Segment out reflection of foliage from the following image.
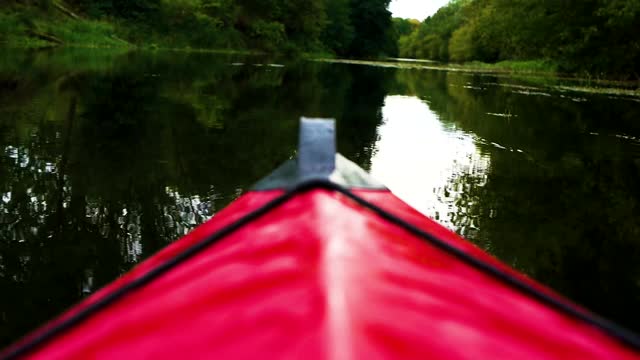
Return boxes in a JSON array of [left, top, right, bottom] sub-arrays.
[[336, 65, 395, 169], [0, 49, 391, 346], [394, 68, 640, 332]]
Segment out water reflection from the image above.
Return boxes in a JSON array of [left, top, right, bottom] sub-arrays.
[[391, 68, 640, 333], [371, 95, 490, 235], [1, 49, 640, 347], [0, 50, 393, 345]]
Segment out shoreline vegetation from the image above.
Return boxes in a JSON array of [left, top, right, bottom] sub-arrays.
[[1, 0, 396, 56], [318, 58, 640, 97], [395, 0, 640, 81], [1, 0, 639, 90], [320, 58, 559, 75]]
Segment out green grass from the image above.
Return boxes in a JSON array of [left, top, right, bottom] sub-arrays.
[[555, 85, 640, 97], [0, 12, 49, 47], [460, 60, 559, 74], [0, 6, 130, 49], [316, 57, 640, 98], [0, 4, 271, 54], [316, 58, 560, 75], [48, 19, 129, 47]]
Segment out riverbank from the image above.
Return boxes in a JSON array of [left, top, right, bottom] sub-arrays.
[[459, 60, 559, 74], [316, 58, 640, 98], [398, 0, 640, 80], [0, 6, 129, 48], [0, 0, 397, 58], [0, 3, 253, 51], [0, 8, 328, 58], [319, 58, 559, 75], [2, 3, 638, 97]]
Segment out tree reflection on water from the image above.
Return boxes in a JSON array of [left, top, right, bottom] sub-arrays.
[[0, 50, 392, 345], [1, 50, 640, 346]]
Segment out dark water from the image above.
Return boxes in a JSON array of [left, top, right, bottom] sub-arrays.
[[1, 49, 640, 346]]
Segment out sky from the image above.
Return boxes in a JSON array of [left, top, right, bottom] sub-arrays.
[[389, 0, 450, 21]]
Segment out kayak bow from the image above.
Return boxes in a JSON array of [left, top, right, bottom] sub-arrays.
[[3, 118, 640, 360]]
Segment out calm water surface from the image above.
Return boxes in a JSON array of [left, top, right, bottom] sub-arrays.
[[2, 49, 640, 345]]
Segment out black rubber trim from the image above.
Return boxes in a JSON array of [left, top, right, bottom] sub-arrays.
[[3, 180, 640, 359]]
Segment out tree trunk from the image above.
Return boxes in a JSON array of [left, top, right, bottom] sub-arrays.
[[53, 1, 81, 19]]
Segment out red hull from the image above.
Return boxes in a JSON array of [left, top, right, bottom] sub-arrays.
[[3, 187, 639, 359]]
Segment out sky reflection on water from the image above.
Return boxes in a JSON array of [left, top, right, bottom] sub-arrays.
[[371, 95, 490, 230]]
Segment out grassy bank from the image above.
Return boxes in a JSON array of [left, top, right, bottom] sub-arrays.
[[317, 58, 640, 98], [0, 3, 242, 51], [317, 58, 560, 76], [1, 0, 397, 58], [459, 60, 559, 74], [0, 7, 129, 48]]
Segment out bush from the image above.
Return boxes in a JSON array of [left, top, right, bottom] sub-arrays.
[[249, 20, 285, 51], [32, 17, 124, 47]]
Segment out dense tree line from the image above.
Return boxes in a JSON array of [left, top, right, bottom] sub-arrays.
[[399, 0, 640, 77], [5, 0, 397, 57]]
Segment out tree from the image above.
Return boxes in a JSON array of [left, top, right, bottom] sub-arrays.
[[322, 0, 355, 55], [392, 17, 418, 38], [448, 22, 475, 62], [348, 0, 395, 57], [396, 0, 640, 77]]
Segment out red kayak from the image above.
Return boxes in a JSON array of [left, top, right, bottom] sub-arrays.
[[2, 119, 640, 359]]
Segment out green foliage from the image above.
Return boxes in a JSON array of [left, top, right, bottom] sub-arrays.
[[398, 0, 640, 78], [491, 60, 558, 73], [67, 0, 161, 19], [283, 0, 326, 48], [321, 0, 354, 55], [398, 0, 468, 61], [448, 22, 474, 62], [392, 18, 418, 38], [0, 6, 126, 48], [248, 20, 285, 50], [0, 12, 28, 46], [1, 0, 397, 57], [51, 19, 123, 46], [348, 0, 397, 58]]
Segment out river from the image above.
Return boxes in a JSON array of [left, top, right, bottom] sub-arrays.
[[1, 48, 640, 346]]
